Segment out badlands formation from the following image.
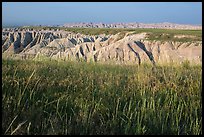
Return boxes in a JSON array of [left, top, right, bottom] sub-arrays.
[[62, 22, 202, 30], [2, 28, 202, 65]]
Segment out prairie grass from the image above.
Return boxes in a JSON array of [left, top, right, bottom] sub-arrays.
[[2, 58, 202, 135]]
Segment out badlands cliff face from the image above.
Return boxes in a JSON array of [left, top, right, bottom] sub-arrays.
[[2, 28, 202, 65]]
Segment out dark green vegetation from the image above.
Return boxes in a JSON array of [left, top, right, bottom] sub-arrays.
[[22, 26, 202, 42], [2, 59, 202, 135]]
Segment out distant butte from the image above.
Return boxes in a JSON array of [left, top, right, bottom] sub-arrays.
[[61, 22, 202, 30]]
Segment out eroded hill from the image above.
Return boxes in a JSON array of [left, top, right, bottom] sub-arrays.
[[2, 28, 202, 65]]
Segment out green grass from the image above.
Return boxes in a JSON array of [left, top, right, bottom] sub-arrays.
[[2, 58, 202, 135], [141, 29, 202, 42], [21, 26, 202, 42]]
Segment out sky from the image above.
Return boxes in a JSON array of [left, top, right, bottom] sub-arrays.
[[2, 2, 202, 26]]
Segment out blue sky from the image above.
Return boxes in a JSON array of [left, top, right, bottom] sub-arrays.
[[2, 2, 202, 26]]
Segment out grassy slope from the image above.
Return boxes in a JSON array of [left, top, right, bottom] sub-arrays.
[[2, 59, 202, 135], [21, 26, 202, 42]]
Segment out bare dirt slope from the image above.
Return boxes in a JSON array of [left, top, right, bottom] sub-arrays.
[[2, 28, 202, 65]]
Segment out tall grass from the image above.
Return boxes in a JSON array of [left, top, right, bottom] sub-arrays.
[[2, 59, 202, 135]]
